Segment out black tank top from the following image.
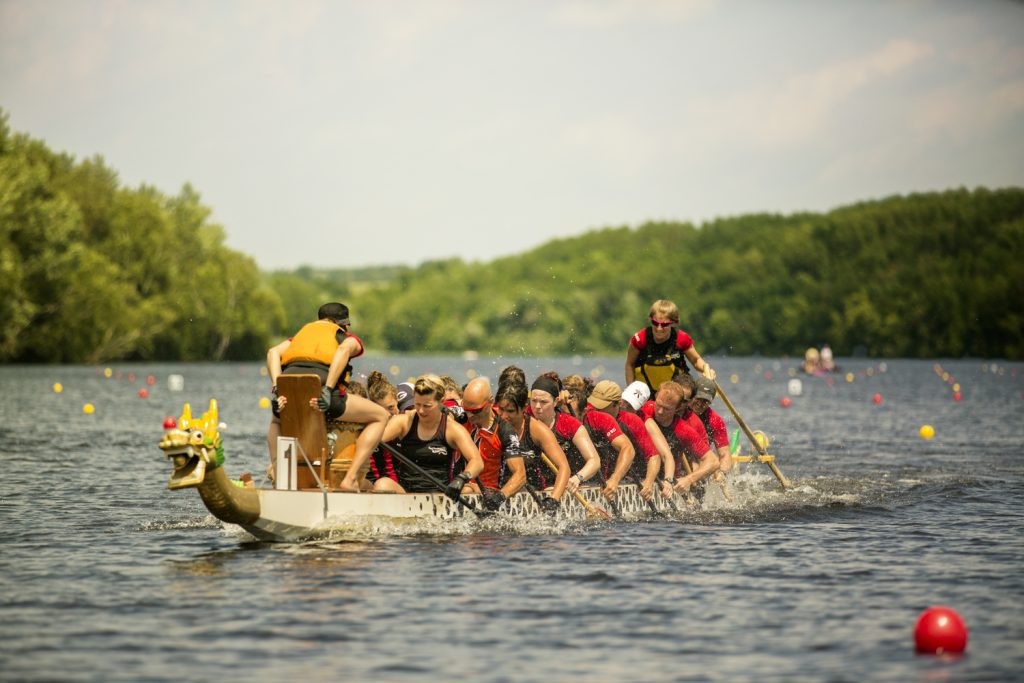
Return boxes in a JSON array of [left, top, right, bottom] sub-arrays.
[[517, 414, 550, 489], [395, 413, 452, 493]]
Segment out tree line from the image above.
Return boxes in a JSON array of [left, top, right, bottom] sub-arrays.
[[2, 110, 1021, 362], [0, 111, 281, 362]]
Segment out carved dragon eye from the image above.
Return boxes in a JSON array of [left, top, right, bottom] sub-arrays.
[[188, 430, 205, 446]]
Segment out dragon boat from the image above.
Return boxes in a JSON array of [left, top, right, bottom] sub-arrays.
[[158, 376, 678, 543]]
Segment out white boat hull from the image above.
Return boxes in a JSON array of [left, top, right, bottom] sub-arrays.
[[239, 484, 675, 542]]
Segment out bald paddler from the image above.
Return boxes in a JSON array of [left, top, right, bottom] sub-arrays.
[[266, 302, 389, 492], [461, 377, 527, 510]]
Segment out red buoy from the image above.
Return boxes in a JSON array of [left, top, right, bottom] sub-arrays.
[[138, 388, 149, 399], [146, 374, 156, 385], [872, 393, 883, 405], [163, 416, 177, 429], [914, 606, 968, 655], [779, 396, 792, 408], [953, 392, 962, 402]]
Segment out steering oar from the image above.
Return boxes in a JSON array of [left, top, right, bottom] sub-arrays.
[[377, 441, 485, 513]]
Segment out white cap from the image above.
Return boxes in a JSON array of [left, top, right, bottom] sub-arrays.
[[621, 381, 651, 411]]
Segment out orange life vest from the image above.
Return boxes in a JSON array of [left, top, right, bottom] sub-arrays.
[[281, 320, 343, 367]]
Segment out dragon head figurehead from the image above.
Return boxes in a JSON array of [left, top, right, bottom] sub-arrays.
[[159, 400, 224, 490]]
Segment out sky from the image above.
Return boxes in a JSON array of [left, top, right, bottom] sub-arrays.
[[2, 0, 1023, 270]]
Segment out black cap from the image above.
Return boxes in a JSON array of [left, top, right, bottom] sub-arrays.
[[318, 302, 350, 326]]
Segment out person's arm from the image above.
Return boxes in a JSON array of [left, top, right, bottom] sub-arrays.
[[267, 339, 290, 385], [500, 456, 526, 498], [446, 419, 484, 479], [684, 347, 715, 380], [716, 444, 733, 474], [380, 412, 411, 443], [625, 344, 641, 387], [325, 336, 361, 389], [530, 420, 570, 500], [570, 426, 601, 490], [602, 434, 634, 500], [641, 454, 661, 500], [644, 418, 676, 483], [675, 450, 720, 493]]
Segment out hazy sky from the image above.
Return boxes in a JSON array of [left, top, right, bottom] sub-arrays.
[[2, 1, 1022, 270]]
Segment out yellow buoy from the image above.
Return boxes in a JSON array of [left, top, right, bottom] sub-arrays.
[[730, 373, 739, 384], [919, 424, 935, 440], [103, 368, 113, 378], [952, 383, 960, 392], [389, 365, 400, 376], [754, 431, 770, 450], [259, 396, 271, 409], [845, 372, 855, 383], [53, 383, 63, 393], [466, 369, 478, 379], [83, 403, 95, 414]]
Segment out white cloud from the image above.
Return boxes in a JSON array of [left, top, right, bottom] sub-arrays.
[[687, 38, 934, 150], [550, 0, 715, 28]]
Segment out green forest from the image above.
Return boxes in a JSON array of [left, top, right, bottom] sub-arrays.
[[2, 112, 1022, 363]]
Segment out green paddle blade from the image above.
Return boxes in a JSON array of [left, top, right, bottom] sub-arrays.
[[729, 428, 741, 455]]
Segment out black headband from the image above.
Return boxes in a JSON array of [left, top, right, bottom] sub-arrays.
[[530, 377, 560, 398]]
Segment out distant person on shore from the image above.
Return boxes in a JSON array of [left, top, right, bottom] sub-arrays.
[[625, 299, 715, 393], [265, 302, 389, 491], [803, 347, 822, 375], [820, 344, 836, 372]]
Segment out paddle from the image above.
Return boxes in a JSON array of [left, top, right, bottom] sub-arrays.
[[712, 380, 791, 489], [654, 471, 682, 512], [377, 441, 484, 512], [538, 453, 613, 520], [593, 467, 623, 518]]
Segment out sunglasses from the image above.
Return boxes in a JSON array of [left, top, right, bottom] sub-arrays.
[[463, 400, 491, 415], [650, 317, 673, 328]]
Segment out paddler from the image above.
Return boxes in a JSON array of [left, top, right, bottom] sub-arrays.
[[572, 379, 636, 502], [619, 381, 651, 416], [625, 299, 716, 393], [494, 380, 568, 512], [372, 374, 484, 496], [585, 380, 662, 502], [639, 380, 719, 496], [266, 302, 389, 492], [529, 374, 602, 494], [366, 370, 401, 486], [686, 375, 734, 478], [460, 377, 527, 510]]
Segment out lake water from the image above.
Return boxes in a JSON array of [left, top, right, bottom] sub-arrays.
[[1, 356, 1022, 682]]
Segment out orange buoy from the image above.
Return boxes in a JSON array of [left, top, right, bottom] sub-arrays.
[[779, 396, 792, 408], [914, 606, 968, 655], [138, 388, 149, 399], [872, 393, 883, 405]]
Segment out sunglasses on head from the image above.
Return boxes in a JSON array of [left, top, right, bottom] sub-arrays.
[[650, 317, 673, 328]]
